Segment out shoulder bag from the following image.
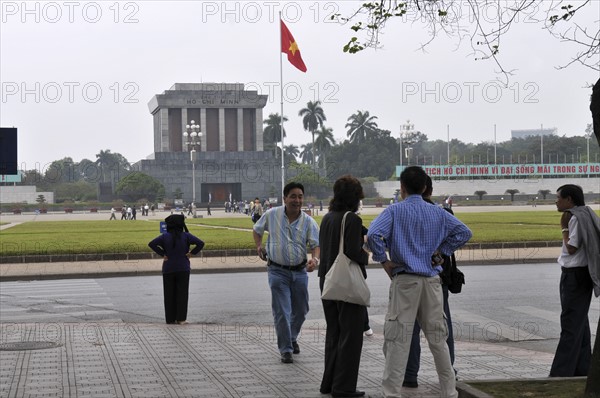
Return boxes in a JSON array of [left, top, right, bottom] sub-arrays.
[[321, 211, 371, 307]]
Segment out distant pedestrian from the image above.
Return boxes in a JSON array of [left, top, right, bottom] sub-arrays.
[[207, 203, 211, 216], [550, 184, 600, 377], [131, 206, 137, 220], [121, 207, 127, 220], [148, 214, 205, 325], [251, 197, 263, 223], [109, 207, 116, 220]]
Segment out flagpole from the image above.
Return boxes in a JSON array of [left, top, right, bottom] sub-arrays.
[[279, 12, 285, 203]]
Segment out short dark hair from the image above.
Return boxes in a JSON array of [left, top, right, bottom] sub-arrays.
[[423, 175, 433, 198], [400, 166, 428, 195], [329, 175, 364, 212], [557, 184, 585, 206], [284, 182, 304, 197]]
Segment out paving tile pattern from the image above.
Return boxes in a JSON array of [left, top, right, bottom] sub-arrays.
[[0, 323, 553, 398]]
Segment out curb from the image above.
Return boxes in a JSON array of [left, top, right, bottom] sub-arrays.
[[0, 242, 560, 265]]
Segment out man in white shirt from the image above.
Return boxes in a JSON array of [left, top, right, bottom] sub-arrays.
[[550, 184, 598, 377]]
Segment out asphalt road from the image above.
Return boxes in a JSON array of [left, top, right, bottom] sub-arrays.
[[2, 262, 598, 355]]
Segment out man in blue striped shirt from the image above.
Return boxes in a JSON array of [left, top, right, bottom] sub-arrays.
[[253, 182, 320, 364], [367, 166, 472, 398]]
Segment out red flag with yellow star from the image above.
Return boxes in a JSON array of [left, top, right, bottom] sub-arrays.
[[281, 19, 307, 72]]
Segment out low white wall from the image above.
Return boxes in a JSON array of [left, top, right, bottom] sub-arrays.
[[374, 177, 600, 198], [0, 186, 54, 204]]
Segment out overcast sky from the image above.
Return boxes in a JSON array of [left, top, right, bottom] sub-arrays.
[[1, 0, 599, 170]]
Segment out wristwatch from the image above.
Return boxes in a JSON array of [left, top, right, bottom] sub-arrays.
[[561, 228, 569, 233]]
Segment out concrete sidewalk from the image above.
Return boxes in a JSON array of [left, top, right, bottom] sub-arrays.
[[0, 321, 554, 398]]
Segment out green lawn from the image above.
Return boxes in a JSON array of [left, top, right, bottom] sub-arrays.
[[1, 210, 597, 256], [0, 220, 255, 256]]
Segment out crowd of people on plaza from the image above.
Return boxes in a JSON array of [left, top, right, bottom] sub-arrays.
[[109, 203, 153, 220], [146, 165, 599, 398]]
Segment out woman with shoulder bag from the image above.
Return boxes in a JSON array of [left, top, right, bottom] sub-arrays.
[[318, 175, 370, 398]]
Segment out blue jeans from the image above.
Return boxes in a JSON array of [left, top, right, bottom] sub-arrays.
[[268, 266, 309, 354], [404, 284, 455, 383]]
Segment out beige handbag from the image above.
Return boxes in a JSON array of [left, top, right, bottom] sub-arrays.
[[321, 211, 371, 307]]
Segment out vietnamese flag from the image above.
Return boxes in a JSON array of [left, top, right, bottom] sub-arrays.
[[281, 19, 307, 72]]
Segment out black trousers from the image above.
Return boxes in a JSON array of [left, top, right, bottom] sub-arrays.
[[320, 295, 365, 394], [550, 266, 593, 377], [163, 271, 190, 324]]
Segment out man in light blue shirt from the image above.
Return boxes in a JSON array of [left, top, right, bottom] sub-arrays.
[[253, 182, 320, 364], [367, 166, 472, 398]]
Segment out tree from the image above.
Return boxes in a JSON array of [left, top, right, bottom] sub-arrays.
[[114, 172, 165, 202], [54, 181, 97, 202], [334, 1, 599, 82], [298, 100, 327, 171], [505, 189, 520, 202], [538, 189, 552, 200], [314, 125, 336, 171], [591, 78, 600, 147], [173, 188, 183, 200], [587, 321, 600, 397], [328, 131, 398, 180], [284, 144, 299, 164], [45, 157, 78, 184], [299, 143, 314, 165], [95, 150, 130, 183], [474, 190, 487, 200], [36, 194, 46, 204], [345, 110, 379, 144], [263, 113, 287, 159]]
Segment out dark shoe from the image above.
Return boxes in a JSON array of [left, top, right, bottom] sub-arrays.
[[281, 352, 293, 363], [319, 387, 331, 394], [331, 391, 364, 397], [292, 341, 300, 354], [402, 380, 418, 388]]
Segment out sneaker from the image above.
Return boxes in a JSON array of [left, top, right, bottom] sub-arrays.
[[292, 341, 300, 354], [281, 352, 293, 364], [177, 320, 189, 325], [364, 328, 373, 336]]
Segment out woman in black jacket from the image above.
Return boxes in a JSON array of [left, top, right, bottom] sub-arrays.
[[318, 175, 369, 398]]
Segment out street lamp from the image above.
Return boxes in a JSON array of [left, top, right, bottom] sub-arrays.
[[183, 120, 202, 217]]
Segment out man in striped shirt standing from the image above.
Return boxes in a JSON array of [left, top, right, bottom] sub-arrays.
[[253, 182, 320, 364], [367, 166, 472, 398]]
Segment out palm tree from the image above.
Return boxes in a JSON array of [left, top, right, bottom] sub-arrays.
[[298, 101, 326, 170], [314, 126, 335, 171], [300, 143, 314, 165], [95, 149, 113, 183], [284, 144, 299, 163], [345, 110, 378, 144], [263, 113, 287, 158]]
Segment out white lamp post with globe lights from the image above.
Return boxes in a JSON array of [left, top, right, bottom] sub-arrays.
[[183, 120, 202, 217]]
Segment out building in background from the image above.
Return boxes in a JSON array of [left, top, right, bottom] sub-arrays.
[[132, 83, 281, 205], [511, 128, 557, 139]]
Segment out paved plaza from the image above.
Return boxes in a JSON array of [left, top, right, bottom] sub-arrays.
[[0, 205, 591, 397], [0, 321, 555, 398]]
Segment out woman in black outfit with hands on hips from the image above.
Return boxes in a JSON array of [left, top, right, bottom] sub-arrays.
[[318, 175, 370, 398]]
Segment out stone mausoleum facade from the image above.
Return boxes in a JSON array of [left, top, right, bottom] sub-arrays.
[[132, 83, 281, 204]]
